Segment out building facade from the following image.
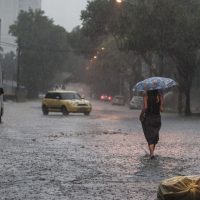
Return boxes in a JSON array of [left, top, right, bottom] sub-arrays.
[[0, 0, 41, 52]]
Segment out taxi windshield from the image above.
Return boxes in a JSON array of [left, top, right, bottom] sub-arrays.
[[61, 92, 81, 100]]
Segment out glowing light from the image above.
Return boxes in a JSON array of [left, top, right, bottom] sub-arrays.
[[116, 0, 123, 3]]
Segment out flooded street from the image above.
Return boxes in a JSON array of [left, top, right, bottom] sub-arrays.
[[0, 100, 200, 200]]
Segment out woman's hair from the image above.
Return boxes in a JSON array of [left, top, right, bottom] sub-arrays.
[[146, 90, 160, 113], [0, 88, 4, 95], [147, 90, 158, 97]]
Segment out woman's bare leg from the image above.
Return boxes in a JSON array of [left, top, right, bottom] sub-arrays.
[[148, 144, 155, 158]]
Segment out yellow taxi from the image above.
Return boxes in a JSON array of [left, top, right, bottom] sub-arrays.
[[42, 90, 92, 115]]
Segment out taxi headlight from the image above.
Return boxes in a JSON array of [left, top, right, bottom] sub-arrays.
[[71, 102, 78, 106]]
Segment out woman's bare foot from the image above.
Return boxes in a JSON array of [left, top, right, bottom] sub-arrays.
[[150, 155, 155, 159]]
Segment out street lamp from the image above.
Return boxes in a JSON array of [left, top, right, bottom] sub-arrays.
[[115, 0, 135, 6], [116, 0, 123, 3]]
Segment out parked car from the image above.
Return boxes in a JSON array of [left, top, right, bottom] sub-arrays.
[[42, 90, 92, 115], [112, 95, 125, 105], [129, 96, 143, 109], [100, 94, 112, 101]]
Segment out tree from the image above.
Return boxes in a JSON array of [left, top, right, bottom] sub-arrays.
[[82, 0, 200, 115], [81, 0, 144, 97], [85, 36, 143, 97], [2, 51, 17, 81], [81, 0, 113, 39], [9, 10, 70, 98], [118, 0, 200, 115], [68, 26, 97, 58]]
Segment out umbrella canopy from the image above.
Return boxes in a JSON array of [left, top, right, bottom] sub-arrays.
[[133, 77, 177, 92]]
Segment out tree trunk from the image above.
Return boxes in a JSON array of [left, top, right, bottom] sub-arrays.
[[159, 54, 164, 76], [178, 88, 183, 114], [184, 86, 191, 116], [142, 53, 155, 76]]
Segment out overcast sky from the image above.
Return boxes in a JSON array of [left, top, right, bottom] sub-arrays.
[[42, 0, 88, 32]]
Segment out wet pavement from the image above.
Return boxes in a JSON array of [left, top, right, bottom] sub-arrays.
[[0, 100, 200, 200]]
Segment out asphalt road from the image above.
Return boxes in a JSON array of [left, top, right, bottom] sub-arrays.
[[0, 100, 200, 200]]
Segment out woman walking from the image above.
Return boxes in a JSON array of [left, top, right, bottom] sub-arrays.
[[141, 90, 164, 159]]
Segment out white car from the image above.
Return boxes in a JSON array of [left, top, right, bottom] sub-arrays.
[[112, 95, 125, 105], [129, 96, 143, 109]]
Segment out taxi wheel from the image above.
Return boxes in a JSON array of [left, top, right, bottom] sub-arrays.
[[42, 105, 49, 115], [84, 112, 90, 116], [61, 106, 69, 115]]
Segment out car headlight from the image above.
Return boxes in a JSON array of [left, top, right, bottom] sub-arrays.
[[71, 102, 78, 106]]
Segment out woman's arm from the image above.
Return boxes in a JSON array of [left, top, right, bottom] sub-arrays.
[[143, 95, 148, 111], [160, 95, 164, 112]]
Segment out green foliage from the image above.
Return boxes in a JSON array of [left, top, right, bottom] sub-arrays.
[[9, 9, 70, 98], [68, 26, 97, 57], [81, 0, 200, 114], [86, 36, 142, 96], [80, 1, 143, 96], [81, 0, 112, 38], [2, 51, 17, 80], [87, 38, 122, 95]]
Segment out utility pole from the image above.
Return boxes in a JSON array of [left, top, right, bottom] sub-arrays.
[[0, 18, 3, 123], [16, 39, 21, 101], [0, 18, 2, 86]]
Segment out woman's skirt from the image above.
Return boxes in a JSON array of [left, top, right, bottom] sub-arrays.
[[142, 114, 161, 145]]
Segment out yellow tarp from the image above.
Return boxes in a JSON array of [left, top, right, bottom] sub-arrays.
[[157, 176, 200, 200]]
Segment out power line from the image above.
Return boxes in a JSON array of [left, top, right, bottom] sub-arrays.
[[21, 45, 73, 53], [0, 40, 82, 54], [0, 41, 17, 47], [0, 40, 74, 53]]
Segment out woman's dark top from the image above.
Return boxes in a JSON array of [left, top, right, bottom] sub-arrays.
[[142, 90, 161, 145], [146, 90, 161, 115]]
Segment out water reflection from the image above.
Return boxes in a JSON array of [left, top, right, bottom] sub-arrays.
[[135, 154, 188, 183]]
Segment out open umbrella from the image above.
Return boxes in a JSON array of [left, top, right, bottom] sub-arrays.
[[133, 77, 177, 92]]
